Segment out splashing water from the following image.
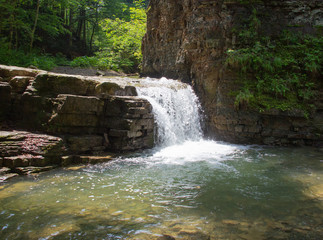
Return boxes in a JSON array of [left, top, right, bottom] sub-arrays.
[[135, 77, 242, 164], [136, 77, 203, 146]]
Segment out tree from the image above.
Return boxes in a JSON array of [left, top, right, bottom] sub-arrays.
[[95, 0, 147, 72], [0, 0, 149, 72], [30, 0, 40, 52]]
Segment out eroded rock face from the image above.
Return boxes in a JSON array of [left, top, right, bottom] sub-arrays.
[[0, 65, 155, 154], [142, 0, 323, 145]]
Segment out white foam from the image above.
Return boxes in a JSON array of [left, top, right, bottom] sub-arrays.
[[151, 140, 242, 165], [136, 77, 202, 146]]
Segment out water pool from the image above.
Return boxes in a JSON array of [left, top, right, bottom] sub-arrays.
[[0, 141, 322, 239]]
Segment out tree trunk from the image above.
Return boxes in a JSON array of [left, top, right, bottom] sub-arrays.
[[89, 2, 99, 53], [83, 14, 86, 45], [9, 19, 13, 50], [8, 0, 18, 50], [30, 0, 40, 52], [69, 8, 73, 48], [89, 24, 96, 53], [15, 25, 18, 50], [76, 7, 85, 40]]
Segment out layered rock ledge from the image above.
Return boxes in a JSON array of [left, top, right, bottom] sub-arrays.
[[0, 65, 155, 181]]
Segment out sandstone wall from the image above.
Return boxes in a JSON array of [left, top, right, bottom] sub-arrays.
[[142, 0, 323, 145]]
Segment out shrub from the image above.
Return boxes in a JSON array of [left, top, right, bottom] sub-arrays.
[[226, 10, 322, 116]]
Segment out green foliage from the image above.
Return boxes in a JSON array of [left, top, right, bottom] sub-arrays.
[[70, 56, 99, 68], [226, 10, 322, 116], [97, 3, 146, 72], [0, 40, 69, 70], [0, 0, 149, 73], [72, 1, 147, 72]]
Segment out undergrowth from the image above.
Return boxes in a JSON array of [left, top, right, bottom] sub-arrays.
[[226, 9, 322, 116], [0, 41, 69, 71]]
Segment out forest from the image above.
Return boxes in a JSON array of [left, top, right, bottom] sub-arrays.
[[0, 0, 149, 73]]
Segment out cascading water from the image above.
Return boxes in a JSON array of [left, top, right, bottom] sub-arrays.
[[133, 77, 240, 164], [1, 77, 321, 240], [136, 77, 203, 146]]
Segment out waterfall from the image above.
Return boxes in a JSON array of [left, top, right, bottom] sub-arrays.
[[136, 77, 203, 146]]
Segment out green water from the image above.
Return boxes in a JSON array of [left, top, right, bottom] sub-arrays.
[[0, 141, 322, 239]]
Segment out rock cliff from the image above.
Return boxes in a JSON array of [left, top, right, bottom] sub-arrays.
[[142, 0, 323, 146]]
